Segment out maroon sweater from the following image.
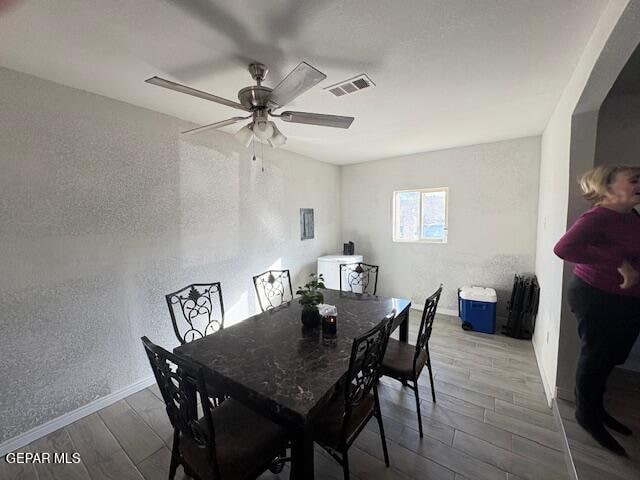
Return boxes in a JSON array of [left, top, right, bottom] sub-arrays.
[[554, 206, 640, 298]]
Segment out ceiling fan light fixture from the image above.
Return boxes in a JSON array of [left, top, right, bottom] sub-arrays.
[[234, 123, 254, 147], [253, 120, 274, 141], [268, 122, 287, 147]]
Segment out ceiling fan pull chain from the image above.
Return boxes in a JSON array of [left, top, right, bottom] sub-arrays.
[[252, 138, 256, 162], [261, 140, 265, 172]]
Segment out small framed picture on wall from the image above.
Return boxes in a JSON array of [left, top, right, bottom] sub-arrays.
[[300, 208, 314, 240]]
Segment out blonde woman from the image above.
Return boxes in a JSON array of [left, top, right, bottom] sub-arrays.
[[554, 165, 640, 456]]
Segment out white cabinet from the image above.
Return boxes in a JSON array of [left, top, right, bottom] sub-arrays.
[[317, 254, 364, 290]]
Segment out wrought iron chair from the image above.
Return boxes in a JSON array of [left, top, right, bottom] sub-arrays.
[[381, 285, 443, 437], [313, 313, 394, 480], [165, 283, 225, 345], [141, 337, 290, 480], [252, 269, 293, 312], [339, 263, 379, 295]]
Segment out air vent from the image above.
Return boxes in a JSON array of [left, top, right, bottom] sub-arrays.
[[352, 78, 370, 89], [342, 83, 358, 94], [325, 74, 375, 97]]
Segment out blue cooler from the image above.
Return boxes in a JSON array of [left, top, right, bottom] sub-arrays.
[[458, 286, 497, 334]]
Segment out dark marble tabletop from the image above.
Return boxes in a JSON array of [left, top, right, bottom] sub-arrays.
[[174, 289, 410, 426]]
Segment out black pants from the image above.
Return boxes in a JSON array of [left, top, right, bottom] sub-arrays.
[[567, 275, 640, 421]]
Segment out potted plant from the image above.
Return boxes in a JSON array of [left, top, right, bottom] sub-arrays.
[[296, 273, 326, 327]]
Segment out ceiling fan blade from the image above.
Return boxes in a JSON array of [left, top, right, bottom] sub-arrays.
[[145, 76, 250, 112], [268, 62, 327, 108], [279, 111, 354, 129], [181, 116, 250, 135]]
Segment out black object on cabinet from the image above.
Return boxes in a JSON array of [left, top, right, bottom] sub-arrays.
[[503, 274, 539, 340]]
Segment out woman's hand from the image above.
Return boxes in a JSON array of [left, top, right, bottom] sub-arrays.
[[618, 261, 639, 289]]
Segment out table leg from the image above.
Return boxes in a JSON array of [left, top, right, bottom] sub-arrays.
[[399, 308, 409, 343], [290, 426, 314, 480]]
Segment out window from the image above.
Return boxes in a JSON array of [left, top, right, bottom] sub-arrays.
[[393, 188, 448, 243]]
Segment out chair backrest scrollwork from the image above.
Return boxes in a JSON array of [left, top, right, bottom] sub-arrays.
[[253, 269, 293, 312], [343, 312, 394, 427], [339, 263, 379, 295], [141, 336, 220, 478], [165, 283, 225, 345], [414, 285, 443, 370]]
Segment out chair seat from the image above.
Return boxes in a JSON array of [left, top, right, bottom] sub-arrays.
[[314, 392, 375, 449], [381, 337, 428, 380], [180, 398, 288, 480]]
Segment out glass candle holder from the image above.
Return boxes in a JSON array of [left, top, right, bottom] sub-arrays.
[[319, 304, 338, 340], [322, 314, 337, 339]]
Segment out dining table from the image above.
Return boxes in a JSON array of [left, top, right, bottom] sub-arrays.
[[173, 288, 411, 480]]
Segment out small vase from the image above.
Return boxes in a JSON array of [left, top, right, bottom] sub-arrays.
[[301, 305, 321, 327]]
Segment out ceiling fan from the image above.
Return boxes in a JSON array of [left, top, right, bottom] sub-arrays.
[[145, 62, 354, 147]]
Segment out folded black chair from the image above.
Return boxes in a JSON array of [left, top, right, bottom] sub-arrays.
[[313, 313, 394, 480], [503, 274, 539, 339], [141, 337, 290, 480], [381, 285, 442, 437], [253, 269, 294, 312]]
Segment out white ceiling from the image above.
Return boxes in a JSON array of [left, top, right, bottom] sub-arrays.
[[0, 0, 609, 165]]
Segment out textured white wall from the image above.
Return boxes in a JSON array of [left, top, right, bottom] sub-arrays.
[[534, 0, 632, 402], [0, 66, 341, 443], [340, 137, 540, 320]]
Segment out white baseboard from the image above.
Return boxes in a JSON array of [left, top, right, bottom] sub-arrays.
[[0, 375, 155, 458], [532, 336, 554, 407]]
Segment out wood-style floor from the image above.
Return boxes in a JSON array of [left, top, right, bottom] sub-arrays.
[[2, 312, 571, 480], [557, 368, 640, 480]]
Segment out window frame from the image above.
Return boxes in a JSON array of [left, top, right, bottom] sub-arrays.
[[392, 187, 449, 244]]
